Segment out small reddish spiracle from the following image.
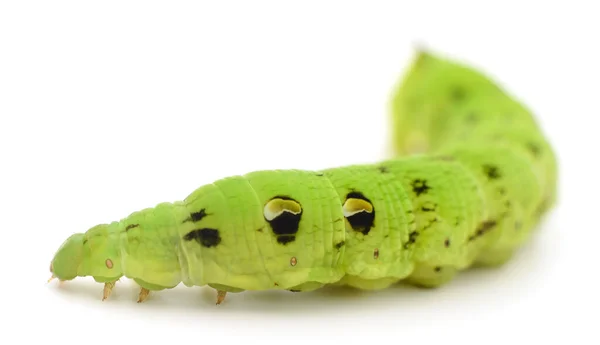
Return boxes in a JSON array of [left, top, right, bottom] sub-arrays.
[[105, 259, 114, 269]]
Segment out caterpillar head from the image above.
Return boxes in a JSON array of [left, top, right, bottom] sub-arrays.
[[49, 223, 122, 282]]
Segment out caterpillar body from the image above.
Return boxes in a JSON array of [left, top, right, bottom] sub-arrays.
[[48, 50, 558, 304]]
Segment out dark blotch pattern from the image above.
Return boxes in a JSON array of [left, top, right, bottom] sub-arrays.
[[345, 191, 375, 235], [125, 224, 139, 231], [190, 209, 208, 222], [434, 266, 442, 272], [404, 231, 419, 248], [411, 179, 431, 196], [483, 164, 501, 180], [183, 228, 222, 248], [183, 208, 209, 223], [335, 241, 345, 249]]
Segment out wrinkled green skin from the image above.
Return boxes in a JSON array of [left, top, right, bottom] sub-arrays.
[[50, 51, 557, 295]]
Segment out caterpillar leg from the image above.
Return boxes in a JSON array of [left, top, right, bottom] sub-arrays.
[[102, 281, 116, 301], [137, 287, 150, 303], [216, 290, 227, 305], [208, 283, 245, 305]]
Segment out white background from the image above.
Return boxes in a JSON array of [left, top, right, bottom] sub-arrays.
[[1, 1, 598, 344]]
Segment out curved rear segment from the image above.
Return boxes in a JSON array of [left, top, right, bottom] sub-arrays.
[[388, 49, 558, 267]]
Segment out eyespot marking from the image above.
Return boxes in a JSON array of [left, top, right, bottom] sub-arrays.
[[183, 228, 222, 248], [264, 196, 302, 245], [343, 191, 375, 235]]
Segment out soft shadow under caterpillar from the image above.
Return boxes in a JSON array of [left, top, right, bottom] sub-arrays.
[[48, 49, 558, 304]]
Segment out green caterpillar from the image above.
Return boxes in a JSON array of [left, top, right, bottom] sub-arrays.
[[48, 49, 558, 304]]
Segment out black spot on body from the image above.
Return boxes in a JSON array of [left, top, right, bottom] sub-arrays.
[[411, 179, 431, 196], [125, 224, 139, 231], [335, 241, 345, 249], [378, 166, 389, 174], [483, 164, 501, 180], [444, 238, 451, 247], [183, 208, 209, 223], [190, 209, 207, 222], [434, 266, 442, 272], [289, 289, 301, 293], [404, 231, 419, 248], [345, 191, 375, 235], [183, 228, 222, 248]]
